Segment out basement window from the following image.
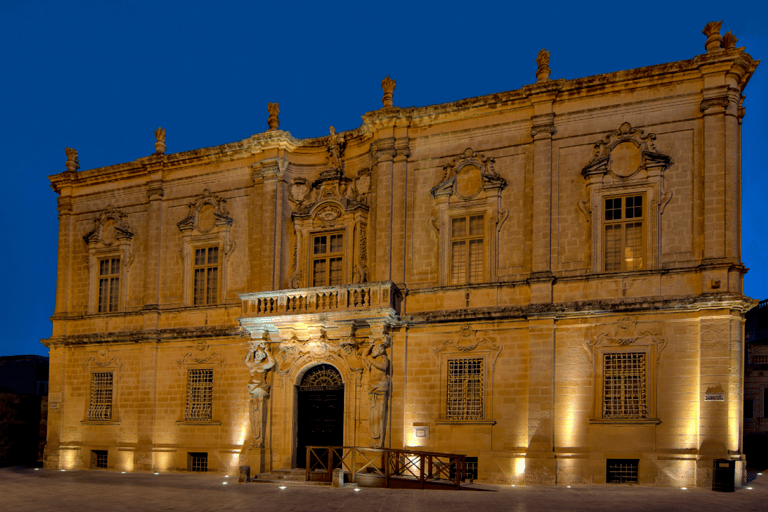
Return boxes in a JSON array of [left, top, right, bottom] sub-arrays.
[[91, 450, 108, 469], [606, 459, 638, 483], [188, 452, 208, 472]]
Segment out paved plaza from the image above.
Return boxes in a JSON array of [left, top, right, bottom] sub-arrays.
[[3, 467, 767, 512]]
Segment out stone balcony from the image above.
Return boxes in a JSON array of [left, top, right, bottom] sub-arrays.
[[239, 281, 401, 319]]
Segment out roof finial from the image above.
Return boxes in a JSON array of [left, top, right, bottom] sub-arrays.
[[702, 21, 723, 53], [154, 127, 166, 154], [536, 49, 551, 82], [381, 76, 396, 108], [267, 103, 280, 131], [65, 147, 79, 172]]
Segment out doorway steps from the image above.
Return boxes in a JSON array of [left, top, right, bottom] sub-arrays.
[[249, 468, 332, 486]]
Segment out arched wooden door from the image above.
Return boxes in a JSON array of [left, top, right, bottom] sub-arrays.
[[295, 364, 344, 468]]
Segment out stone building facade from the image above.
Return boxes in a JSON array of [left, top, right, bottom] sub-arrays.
[[44, 23, 759, 487]]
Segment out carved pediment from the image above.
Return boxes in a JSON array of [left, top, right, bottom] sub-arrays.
[[176, 339, 227, 369], [177, 189, 234, 234], [290, 169, 369, 217], [432, 326, 502, 372], [584, 317, 667, 363], [431, 148, 506, 200], [582, 122, 671, 179], [82, 348, 125, 369], [83, 206, 134, 246]]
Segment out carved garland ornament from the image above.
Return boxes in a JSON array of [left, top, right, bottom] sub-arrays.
[[583, 317, 667, 363]]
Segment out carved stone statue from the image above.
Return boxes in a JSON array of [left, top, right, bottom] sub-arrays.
[[65, 147, 80, 172], [327, 126, 345, 170], [381, 76, 396, 108], [364, 338, 391, 447], [245, 341, 276, 446], [154, 127, 166, 154], [702, 21, 723, 52], [267, 103, 280, 131], [536, 49, 551, 82]]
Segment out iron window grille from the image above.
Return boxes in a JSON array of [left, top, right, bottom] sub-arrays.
[[185, 369, 213, 421], [88, 372, 113, 421], [447, 358, 484, 420], [603, 352, 647, 419], [606, 459, 639, 483], [91, 450, 108, 469], [188, 452, 208, 472]]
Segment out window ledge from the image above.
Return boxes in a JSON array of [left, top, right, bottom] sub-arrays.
[[435, 420, 497, 426], [81, 421, 121, 425], [175, 421, 222, 425], [589, 418, 661, 425]]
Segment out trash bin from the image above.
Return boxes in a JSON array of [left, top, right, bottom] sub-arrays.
[[712, 459, 735, 492]]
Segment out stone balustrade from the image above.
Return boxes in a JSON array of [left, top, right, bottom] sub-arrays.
[[240, 281, 399, 318]]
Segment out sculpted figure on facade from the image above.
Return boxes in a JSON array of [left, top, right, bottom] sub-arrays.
[[327, 126, 345, 171], [245, 340, 276, 446], [364, 337, 391, 447]]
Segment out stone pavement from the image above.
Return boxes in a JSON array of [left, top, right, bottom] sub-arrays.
[[2, 467, 767, 512]]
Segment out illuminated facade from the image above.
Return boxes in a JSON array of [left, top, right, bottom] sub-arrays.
[[44, 23, 758, 487]]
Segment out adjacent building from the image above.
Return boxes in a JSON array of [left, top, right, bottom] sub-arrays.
[[43, 23, 759, 487]]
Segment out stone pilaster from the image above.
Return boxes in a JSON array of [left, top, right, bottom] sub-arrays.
[[143, 171, 165, 311], [391, 128, 410, 288], [371, 137, 397, 282], [526, 317, 557, 484], [525, 81, 561, 303], [54, 194, 73, 316], [253, 155, 287, 290]]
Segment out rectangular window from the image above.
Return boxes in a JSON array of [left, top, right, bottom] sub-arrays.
[[188, 452, 208, 472], [91, 450, 108, 469], [603, 353, 647, 419], [606, 459, 638, 483], [88, 372, 113, 421], [98, 257, 120, 313], [185, 369, 213, 421], [745, 399, 753, 419], [449, 456, 479, 482], [447, 358, 484, 420], [604, 195, 644, 272], [450, 214, 484, 284], [193, 247, 219, 305], [311, 233, 344, 287]]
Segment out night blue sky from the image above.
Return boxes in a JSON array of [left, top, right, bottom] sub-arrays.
[[1, 1, 766, 357]]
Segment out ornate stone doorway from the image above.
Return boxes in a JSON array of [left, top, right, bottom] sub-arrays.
[[295, 364, 344, 468]]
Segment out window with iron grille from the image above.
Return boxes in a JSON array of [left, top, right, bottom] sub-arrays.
[[193, 247, 219, 305], [311, 233, 344, 287], [603, 353, 647, 419], [606, 459, 638, 483], [91, 450, 108, 469], [447, 358, 484, 420], [185, 369, 213, 421], [604, 195, 644, 272], [98, 257, 120, 312], [450, 456, 479, 482], [88, 372, 113, 421], [450, 214, 484, 284], [188, 452, 208, 472]]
